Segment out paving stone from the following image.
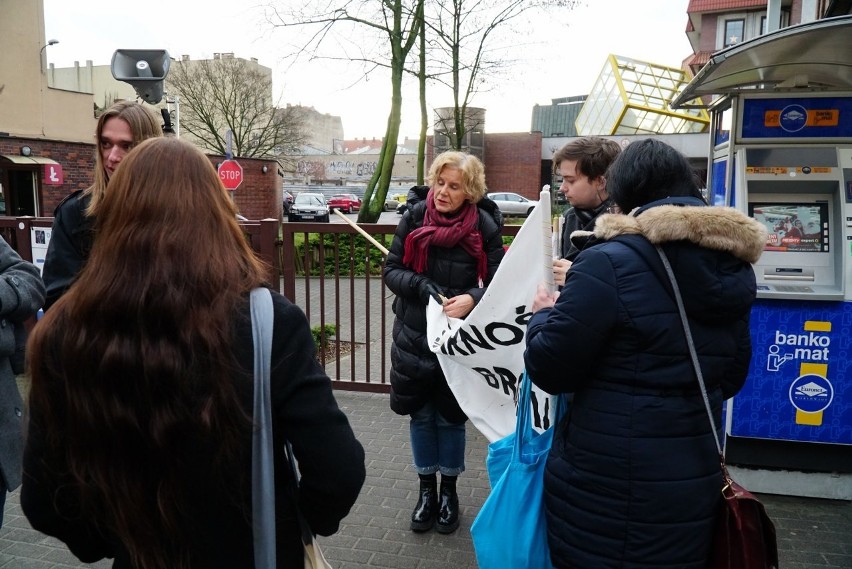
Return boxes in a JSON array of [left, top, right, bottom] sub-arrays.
[[1, 390, 849, 569]]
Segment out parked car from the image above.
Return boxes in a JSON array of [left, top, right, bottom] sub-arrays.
[[328, 193, 361, 214], [384, 197, 398, 211], [282, 190, 295, 213], [385, 192, 407, 211], [288, 193, 330, 222], [488, 192, 539, 217]]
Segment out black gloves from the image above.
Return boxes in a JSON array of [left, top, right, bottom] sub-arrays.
[[414, 277, 444, 306]]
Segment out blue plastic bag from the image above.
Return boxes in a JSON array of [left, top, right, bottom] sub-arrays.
[[483, 384, 564, 488], [471, 374, 561, 569]]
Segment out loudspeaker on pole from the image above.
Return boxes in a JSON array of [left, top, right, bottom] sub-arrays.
[[110, 49, 171, 104]]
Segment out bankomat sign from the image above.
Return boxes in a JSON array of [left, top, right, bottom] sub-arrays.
[[773, 324, 834, 427], [731, 300, 851, 445]]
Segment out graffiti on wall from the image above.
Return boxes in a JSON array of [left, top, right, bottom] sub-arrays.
[[296, 160, 378, 179], [297, 161, 326, 179], [357, 161, 377, 176]]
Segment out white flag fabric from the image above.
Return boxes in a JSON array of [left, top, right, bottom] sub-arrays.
[[426, 196, 557, 442]]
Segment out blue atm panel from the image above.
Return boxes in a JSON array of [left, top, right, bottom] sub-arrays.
[[711, 159, 727, 207], [732, 299, 852, 445]]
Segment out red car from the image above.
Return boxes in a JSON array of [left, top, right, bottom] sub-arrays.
[[327, 193, 361, 214]]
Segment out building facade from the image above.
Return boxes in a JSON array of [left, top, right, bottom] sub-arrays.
[[0, 0, 95, 217], [1, 8, 283, 223]]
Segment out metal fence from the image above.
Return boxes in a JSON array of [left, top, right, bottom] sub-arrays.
[[3, 216, 519, 394], [281, 221, 520, 393]]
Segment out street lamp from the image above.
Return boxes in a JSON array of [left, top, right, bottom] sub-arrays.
[[40, 39, 59, 74]]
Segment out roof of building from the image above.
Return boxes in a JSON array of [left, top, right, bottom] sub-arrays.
[[672, 15, 852, 107], [684, 51, 713, 68], [530, 96, 587, 137], [343, 139, 384, 153], [687, 0, 767, 12], [342, 137, 418, 155]]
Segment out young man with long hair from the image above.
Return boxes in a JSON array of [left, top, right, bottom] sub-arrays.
[[41, 101, 163, 310]]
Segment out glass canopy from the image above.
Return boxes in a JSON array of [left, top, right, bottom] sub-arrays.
[[575, 55, 710, 136]]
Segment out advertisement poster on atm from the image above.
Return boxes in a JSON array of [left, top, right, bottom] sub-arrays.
[[732, 300, 851, 445]]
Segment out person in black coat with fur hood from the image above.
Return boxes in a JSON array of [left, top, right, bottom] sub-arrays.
[[384, 151, 504, 535], [524, 139, 768, 568]]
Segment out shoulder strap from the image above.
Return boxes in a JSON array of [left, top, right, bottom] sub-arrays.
[[655, 247, 724, 458], [250, 287, 276, 569]]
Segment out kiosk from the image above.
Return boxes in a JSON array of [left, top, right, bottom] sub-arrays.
[[672, 16, 852, 499]]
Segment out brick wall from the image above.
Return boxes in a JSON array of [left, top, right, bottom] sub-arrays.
[[206, 155, 283, 221], [424, 132, 544, 201], [4, 133, 545, 219], [483, 132, 543, 200], [0, 138, 281, 221], [0, 137, 95, 214]]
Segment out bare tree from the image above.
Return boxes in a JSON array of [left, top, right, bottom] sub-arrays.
[[267, 0, 424, 223], [267, 0, 573, 217], [166, 56, 306, 158], [426, 0, 577, 150]]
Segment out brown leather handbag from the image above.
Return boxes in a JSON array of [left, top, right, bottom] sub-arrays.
[[709, 464, 779, 569], [656, 247, 779, 569]]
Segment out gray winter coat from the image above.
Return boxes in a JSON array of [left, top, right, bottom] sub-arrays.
[[0, 238, 45, 491]]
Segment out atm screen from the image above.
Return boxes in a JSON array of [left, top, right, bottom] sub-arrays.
[[748, 202, 829, 253]]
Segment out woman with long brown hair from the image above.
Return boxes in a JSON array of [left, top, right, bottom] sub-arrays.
[[21, 137, 365, 568]]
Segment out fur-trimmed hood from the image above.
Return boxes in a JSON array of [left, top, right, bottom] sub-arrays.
[[574, 203, 768, 264]]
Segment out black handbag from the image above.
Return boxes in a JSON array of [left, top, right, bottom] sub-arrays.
[[656, 247, 779, 569]]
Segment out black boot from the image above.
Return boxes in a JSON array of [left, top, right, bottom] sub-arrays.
[[436, 475, 460, 534], [410, 474, 438, 532]]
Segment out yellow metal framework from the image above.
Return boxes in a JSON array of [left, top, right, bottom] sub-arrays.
[[576, 55, 710, 136]]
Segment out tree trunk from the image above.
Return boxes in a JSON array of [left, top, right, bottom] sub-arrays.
[[358, 67, 405, 222]]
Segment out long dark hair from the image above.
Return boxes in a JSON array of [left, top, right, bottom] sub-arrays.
[[27, 137, 268, 569], [606, 138, 706, 214]]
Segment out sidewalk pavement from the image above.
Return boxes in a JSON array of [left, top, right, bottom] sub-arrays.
[[2, 390, 850, 568]]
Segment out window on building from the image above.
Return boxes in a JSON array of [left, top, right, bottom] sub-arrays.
[[760, 16, 767, 35], [724, 19, 745, 46]]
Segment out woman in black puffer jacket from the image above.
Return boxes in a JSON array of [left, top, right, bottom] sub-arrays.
[[384, 151, 504, 535], [524, 139, 767, 568]]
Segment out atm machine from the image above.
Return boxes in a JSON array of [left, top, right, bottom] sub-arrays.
[[672, 17, 852, 499]]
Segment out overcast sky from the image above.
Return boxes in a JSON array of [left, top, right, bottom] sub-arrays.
[[43, 0, 694, 141]]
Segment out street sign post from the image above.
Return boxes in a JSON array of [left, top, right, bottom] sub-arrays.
[[218, 159, 243, 190]]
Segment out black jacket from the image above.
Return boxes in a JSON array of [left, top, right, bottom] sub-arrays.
[[21, 292, 365, 568], [559, 199, 612, 261], [41, 191, 94, 311], [383, 186, 504, 422], [525, 198, 766, 568]]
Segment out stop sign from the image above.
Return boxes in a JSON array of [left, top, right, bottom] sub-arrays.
[[218, 159, 243, 190]]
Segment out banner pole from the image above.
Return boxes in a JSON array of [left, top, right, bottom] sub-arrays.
[[332, 209, 390, 255], [540, 188, 555, 293]]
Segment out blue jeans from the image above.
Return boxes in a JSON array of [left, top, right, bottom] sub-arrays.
[[409, 402, 466, 476]]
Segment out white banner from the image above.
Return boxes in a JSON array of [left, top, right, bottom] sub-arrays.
[[427, 194, 557, 442]]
